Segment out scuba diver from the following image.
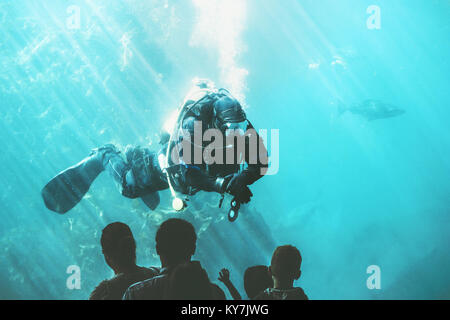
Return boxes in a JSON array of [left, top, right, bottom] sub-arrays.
[[42, 79, 268, 222]]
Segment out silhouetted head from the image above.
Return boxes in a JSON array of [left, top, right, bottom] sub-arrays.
[[155, 218, 197, 267], [101, 222, 137, 273], [165, 261, 213, 300], [244, 265, 274, 299], [269, 245, 302, 284]]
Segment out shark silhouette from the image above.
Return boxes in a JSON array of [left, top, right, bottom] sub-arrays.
[[339, 99, 405, 121]]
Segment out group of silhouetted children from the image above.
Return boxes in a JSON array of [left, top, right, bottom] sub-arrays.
[[89, 218, 308, 300]]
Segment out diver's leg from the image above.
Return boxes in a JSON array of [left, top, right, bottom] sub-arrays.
[[98, 145, 153, 200], [111, 147, 168, 210], [42, 144, 123, 214], [101, 148, 128, 186]]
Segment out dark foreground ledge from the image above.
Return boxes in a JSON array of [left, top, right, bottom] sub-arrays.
[[0, 300, 447, 319]]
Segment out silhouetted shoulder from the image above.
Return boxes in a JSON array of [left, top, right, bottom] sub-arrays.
[[211, 283, 226, 300], [90, 266, 159, 300], [254, 287, 308, 301], [123, 273, 169, 300], [89, 280, 109, 300]]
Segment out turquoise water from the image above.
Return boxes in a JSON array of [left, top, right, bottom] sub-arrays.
[[1, 0, 449, 300]]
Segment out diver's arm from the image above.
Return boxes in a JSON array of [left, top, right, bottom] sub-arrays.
[[184, 165, 226, 193], [223, 122, 267, 204], [240, 121, 269, 185]]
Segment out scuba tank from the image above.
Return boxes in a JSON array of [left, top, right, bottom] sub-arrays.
[[161, 89, 215, 212]]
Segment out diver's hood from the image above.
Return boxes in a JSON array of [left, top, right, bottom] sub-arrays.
[[214, 95, 247, 131]]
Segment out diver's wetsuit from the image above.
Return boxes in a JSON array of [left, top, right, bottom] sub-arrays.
[[101, 145, 168, 199], [42, 86, 267, 214], [101, 88, 267, 203]]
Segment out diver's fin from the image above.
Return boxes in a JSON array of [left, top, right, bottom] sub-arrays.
[[141, 192, 160, 211], [42, 156, 104, 214]]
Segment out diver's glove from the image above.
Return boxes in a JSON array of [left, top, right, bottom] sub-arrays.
[[225, 173, 253, 204]]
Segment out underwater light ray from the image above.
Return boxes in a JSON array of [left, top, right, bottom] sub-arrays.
[[78, 1, 178, 141], [190, 0, 249, 103], [271, 2, 401, 159], [191, 211, 274, 298], [284, 1, 375, 103], [83, 0, 175, 98], [293, 2, 372, 100], [1, 0, 449, 300], [256, 0, 368, 114]]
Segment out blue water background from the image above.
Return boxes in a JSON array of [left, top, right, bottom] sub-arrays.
[[0, 0, 449, 299]]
